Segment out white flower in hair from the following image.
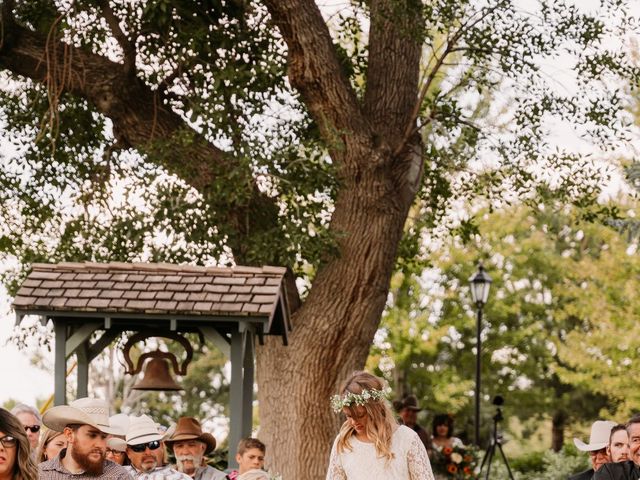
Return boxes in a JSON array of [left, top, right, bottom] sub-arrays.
[[330, 387, 391, 412]]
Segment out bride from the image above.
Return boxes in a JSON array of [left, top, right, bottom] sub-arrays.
[[326, 371, 435, 480]]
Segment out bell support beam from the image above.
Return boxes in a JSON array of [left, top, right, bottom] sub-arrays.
[[228, 326, 255, 468], [54, 319, 67, 405], [242, 330, 254, 432], [76, 341, 90, 398]]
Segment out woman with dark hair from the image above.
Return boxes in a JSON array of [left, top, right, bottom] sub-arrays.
[[0, 408, 38, 480], [431, 414, 463, 452], [326, 371, 434, 479]]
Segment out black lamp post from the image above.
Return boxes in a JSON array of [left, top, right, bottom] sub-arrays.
[[469, 263, 492, 447]]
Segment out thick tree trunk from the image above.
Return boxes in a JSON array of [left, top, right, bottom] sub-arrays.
[[256, 143, 420, 478], [552, 410, 566, 452]]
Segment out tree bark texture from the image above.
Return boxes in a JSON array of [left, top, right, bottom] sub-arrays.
[[0, 1, 424, 477]]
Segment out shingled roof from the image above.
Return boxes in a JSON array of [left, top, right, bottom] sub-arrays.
[[13, 262, 300, 337]]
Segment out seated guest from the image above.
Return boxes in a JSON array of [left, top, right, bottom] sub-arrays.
[[594, 416, 640, 479], [0, 408, 38, 480], [36, 428, 68, 463], [124, 414, 190, 480], [569, 420, 616, 480], [164, 417, 225, 480], [608, 424, 630, 463], [225, 438, 266, 480], [106, 414, 129, 466], [39, 397, 130, 480], [10, 404, 42, 458], [393, 395, 431, 455], [431, 413, 463, 452], [106, 437, 128, 466]]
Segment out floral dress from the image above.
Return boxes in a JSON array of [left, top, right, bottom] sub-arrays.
[[326, 425, 435, 480]]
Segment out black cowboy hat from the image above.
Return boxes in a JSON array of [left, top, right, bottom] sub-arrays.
[[392, 394, 423, 412]]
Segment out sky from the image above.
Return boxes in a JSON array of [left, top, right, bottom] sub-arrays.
[[0, 289, 53, 407], [0, 0, 639, 411]]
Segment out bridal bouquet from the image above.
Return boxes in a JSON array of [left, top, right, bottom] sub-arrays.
[[431, 444, 479, 479]]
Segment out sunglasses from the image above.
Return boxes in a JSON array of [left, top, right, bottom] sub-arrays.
[[24, 425, 41, 433], [129, 441, 161, 453], [106, 449, 125, 456], [0, 435, 17, 448]]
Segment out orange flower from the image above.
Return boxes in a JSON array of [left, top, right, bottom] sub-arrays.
[[463, 466, 472, 474], [447, 464, 458, 474], [464, 455, 473, 462], [443, 447, 453, 455]]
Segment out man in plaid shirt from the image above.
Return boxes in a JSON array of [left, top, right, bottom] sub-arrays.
[[39, 397, 132, 480]]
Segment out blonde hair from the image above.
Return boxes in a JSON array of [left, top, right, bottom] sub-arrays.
[[335, 371, 397, 462], [36, 428, 65, 463]]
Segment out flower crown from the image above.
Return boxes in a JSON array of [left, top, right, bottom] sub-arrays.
[[330, 388, 391, 413]]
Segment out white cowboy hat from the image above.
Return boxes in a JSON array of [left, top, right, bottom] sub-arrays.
[[238, 469, 269, 480], [574, 420, 617, 451], [43, 397, 123, 435], [109, 413, 130, 434], [126, 415, 163, 446]]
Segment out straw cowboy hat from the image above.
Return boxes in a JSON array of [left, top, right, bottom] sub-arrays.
[[126, 415, 163, 446], [164, 417, 216, 454], [392, 394, 423, 413], [574, 420, 617, 451], [43, 397, 123, 435]]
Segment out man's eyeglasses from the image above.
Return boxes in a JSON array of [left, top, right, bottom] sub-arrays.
[[129, 441, 161, 453], [106, 449, 125, 456], [0, 435, 17, 448], [24, 425, 40, 433]]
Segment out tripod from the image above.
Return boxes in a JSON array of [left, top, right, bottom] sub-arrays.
[[479, 406, 515, 480]]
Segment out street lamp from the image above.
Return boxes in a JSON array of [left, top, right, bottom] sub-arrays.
[[469, 263, 492, 447]]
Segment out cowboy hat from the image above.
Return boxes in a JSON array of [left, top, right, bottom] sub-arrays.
[[238, 469, 269, 480], [574, 420, 617, 451], [126, 415, 163, 446], [392, 394, 422, 412], [43, 397, 123, 435], [164, 417, 216, 454]]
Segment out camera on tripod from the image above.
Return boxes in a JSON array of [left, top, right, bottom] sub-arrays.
[[479, 395, 514, 480]]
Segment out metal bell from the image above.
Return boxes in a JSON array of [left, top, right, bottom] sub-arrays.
[[132, 356, 183, 391]]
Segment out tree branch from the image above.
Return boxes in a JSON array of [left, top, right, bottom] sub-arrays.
[[261, 0, 371, 163], [363, 0, 423, 150], [97, 0, 136, 76], [0, 16, 279, 264], [394, 4, 503, 156]]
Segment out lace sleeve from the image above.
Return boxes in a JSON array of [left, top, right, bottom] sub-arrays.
[[408, 433, 435, 480], [326, 440, 347, 480]]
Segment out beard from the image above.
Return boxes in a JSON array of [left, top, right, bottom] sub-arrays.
[[70, 445, 106, 476], [176, 453, 203, 476]]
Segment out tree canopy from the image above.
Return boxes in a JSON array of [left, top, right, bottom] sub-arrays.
[[374, 201, 640, 452]]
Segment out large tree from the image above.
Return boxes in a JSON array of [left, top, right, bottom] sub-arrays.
[[0, 0, 637, 477]]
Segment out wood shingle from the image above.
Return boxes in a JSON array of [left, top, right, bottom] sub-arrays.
[[13, 262, 300, 335]]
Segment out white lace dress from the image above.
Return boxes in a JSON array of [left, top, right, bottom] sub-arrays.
[[326, 425, 435, 480]]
